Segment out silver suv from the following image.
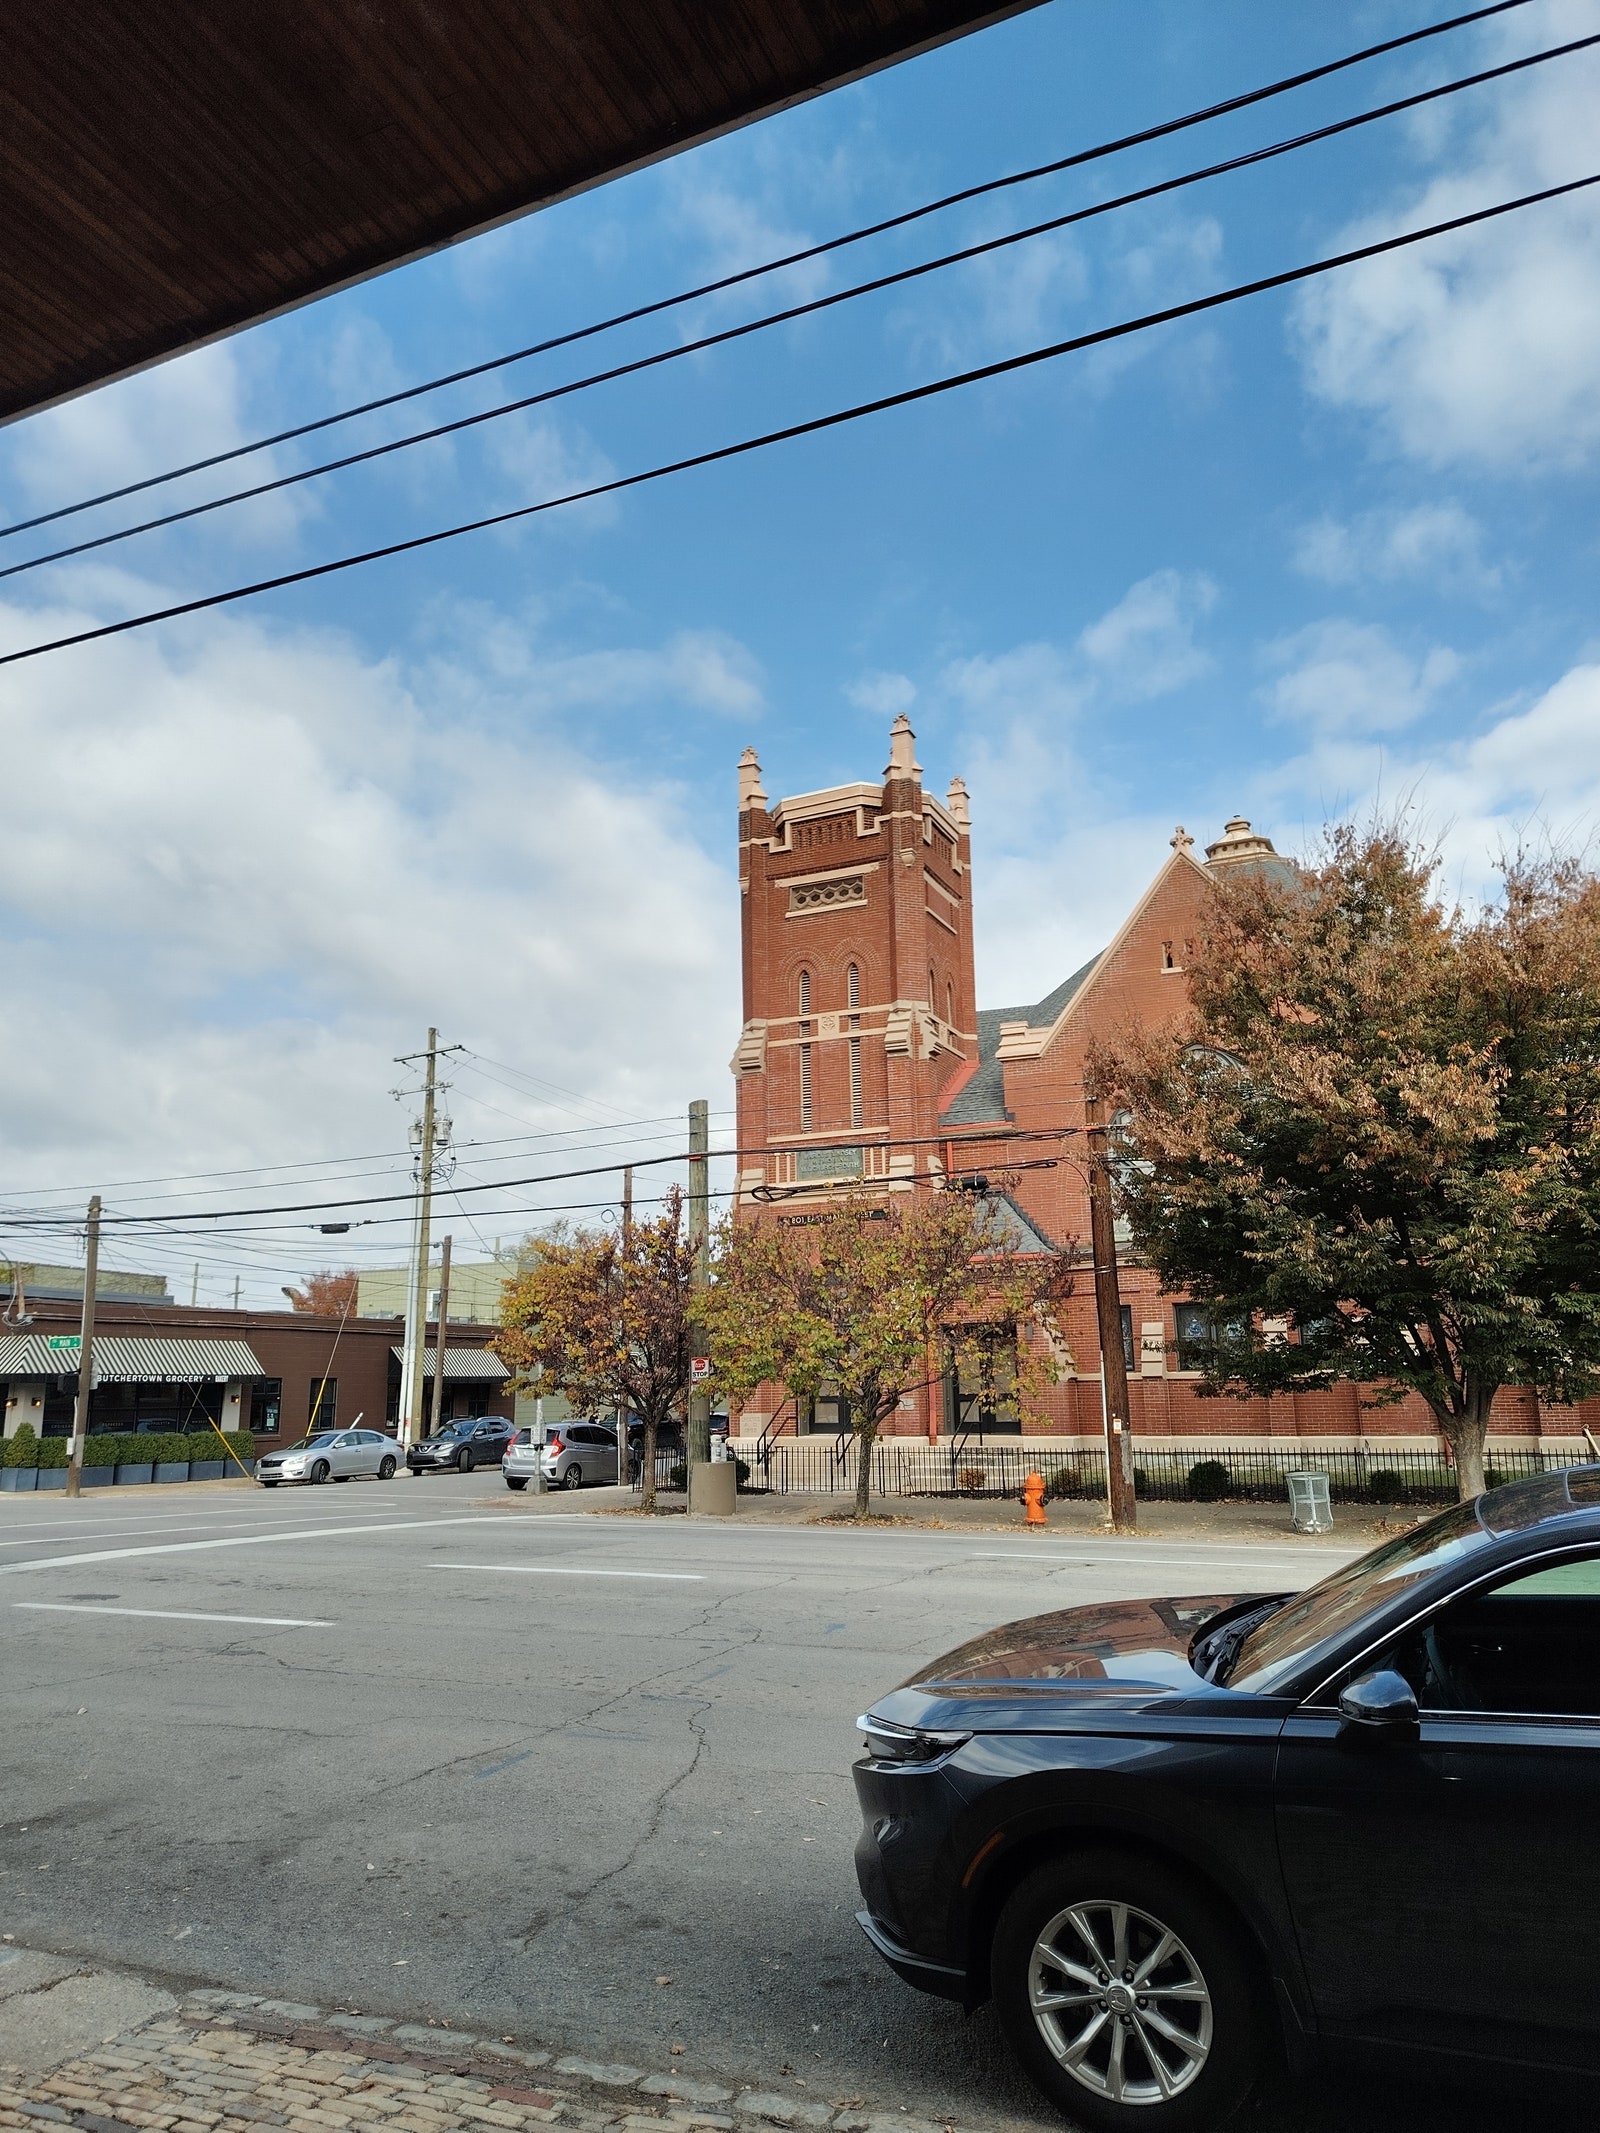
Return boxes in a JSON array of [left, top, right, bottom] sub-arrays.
[[503, 1422, 620, 1491]]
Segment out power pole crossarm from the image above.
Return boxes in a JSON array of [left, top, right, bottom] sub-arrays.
[[64, 1195, 101, 1500], [1085, 1092, 1137, 1534]]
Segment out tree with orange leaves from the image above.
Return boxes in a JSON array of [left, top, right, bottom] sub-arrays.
[[704, 1187, 1071, 1518], [283, 1267, 360, 1314], [1099, 828, 1600, 1500], [494, 1189, 696, 1512]]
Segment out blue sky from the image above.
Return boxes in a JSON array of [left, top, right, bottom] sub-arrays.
[[2, 0, 1599, 1300]]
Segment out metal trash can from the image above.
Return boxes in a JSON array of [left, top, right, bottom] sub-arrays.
[[1287, 1470, 1333, 1534]]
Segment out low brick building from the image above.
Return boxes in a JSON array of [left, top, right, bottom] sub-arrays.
[[730, 716, 1599, 1456], [0, 1299, 514, 1450]]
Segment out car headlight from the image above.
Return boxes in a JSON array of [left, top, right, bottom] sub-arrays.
[[856, 1714, 971, 1767]]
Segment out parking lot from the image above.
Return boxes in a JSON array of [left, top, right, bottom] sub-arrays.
[[1, 1481, 1354, 2126]]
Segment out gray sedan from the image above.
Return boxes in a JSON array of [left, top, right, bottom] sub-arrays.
[[258, 1429, 399, 1486]]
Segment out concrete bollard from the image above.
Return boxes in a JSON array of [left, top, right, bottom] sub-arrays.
[[688, 1460, 737, 1516]]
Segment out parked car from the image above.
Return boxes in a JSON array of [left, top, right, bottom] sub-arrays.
[[258, 1429, 398, 1487], [406, 1415, 516, 1475], [853, 1469, 1600, 2130]]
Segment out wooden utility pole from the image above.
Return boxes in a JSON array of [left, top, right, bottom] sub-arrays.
[[1085, 1091, 1137, 1533], [395, 1029, 456, 1447], [64, 1195, 101, 1500], [620, 1166, 634, 1486], [686, 1100, 711, 1470], [426, 1234, 452, 1438]]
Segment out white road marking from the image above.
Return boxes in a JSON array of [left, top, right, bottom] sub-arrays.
[[0, 1514, 587, 1576], [965, 1547, 1348, 1569], [14, 1602, 335, 1627], [430, 1563, 705, 1582]]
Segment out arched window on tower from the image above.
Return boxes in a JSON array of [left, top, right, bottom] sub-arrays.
[[928, 964, 936, 1010], [845, 963, 863, 1127], [798, 970, 813, 1132], [946, 979, 954, 1028]]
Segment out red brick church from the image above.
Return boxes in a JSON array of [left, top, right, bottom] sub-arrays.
[[729, 714, 1591, 1455]]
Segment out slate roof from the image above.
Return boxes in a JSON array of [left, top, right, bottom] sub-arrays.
[[983, 1192, 1059, 1255], [940, 953, 1101, 1127]]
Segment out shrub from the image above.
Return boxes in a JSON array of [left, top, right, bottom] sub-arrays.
[[34, 1435, 69, 1469], [84, 1433, 140, 1469], [222, 1431, 254, 1466], [734, 1458, 751, 1488], [1187, 1459, 1231, 1503], [668, 1462, 688, 1490], [1044, 1463, 1078, 1499], [1485, 1466, 1506, 1491], [148, 1433, 193, 1467], [958, 1466, 986, 1493], [1367, 1468, 1406, 1503], [3, 1424, 39, 1468], [1134, 1465, 1150, 1492]]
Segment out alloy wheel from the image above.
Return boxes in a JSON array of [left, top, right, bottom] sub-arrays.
[[1027, 1899, 1213, 2107]]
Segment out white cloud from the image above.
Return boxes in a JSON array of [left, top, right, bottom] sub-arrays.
[[1077, 568, 1216, 699], [1293, 4, 1600, 467], [844, 670, 916, 717], [489, 414, 621, 531], [1292, 501, 1501, 594], [0, 342, 307, 551], [0, 590, 743, 1295], [1263, 619, 1461, 735]]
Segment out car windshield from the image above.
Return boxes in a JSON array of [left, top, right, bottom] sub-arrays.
[[1227, 1498, 1494, 1695], [283, 1433, 341, 1452]]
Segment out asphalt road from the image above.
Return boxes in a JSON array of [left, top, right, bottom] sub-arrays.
[[0, 1482, 1364, 2126]]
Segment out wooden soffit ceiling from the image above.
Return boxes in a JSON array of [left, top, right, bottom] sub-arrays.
[[2, 0, 1041, 427]]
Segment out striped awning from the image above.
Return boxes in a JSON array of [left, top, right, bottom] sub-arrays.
[[390, 1345, 508, 1380], [0, 1333, 264, 1384]]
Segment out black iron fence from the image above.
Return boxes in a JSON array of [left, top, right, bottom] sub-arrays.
[[732, 1437, 1587, 1504]]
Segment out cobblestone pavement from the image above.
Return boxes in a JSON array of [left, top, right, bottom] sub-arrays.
[[0, 1988, 958, 2133]]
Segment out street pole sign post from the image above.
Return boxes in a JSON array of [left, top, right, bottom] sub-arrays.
[[63, 1195, 101, 1500], [1085, 1092, 1137, 1534]]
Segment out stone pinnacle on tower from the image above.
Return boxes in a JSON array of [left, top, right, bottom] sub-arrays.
[[884, 711, 921, 779], [946, 776, 970, 830], [737, 745, 767, 809]]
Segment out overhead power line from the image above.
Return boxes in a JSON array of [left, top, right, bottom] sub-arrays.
[[6, 25, 1591, 588], [0, 1128, 1072, 1230], [5, 167, 1596, 673], [0, 0, 1537, 549]]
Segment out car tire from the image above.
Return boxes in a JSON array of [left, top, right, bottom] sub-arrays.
[[378, 1456, 397, 1480], [506, 1476, 528, 1491], [459, 1448, 475, 1474], [309, 1460, 330, 1485], [991, 1848, 1258, 2133], [260, 1478, 278, 1488], [562, 1464, 583, 1491]]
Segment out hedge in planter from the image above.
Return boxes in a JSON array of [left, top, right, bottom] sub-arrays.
[[0, 1424, 40, 1490]]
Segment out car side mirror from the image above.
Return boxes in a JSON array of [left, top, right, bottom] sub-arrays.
[[1338, 1668, 1419, 1740]]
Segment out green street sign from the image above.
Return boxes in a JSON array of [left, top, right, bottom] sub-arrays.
[[46, 1334, 80, 1350]]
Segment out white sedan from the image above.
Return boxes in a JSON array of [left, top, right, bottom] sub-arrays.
[[257, 1429, 399, 1486]]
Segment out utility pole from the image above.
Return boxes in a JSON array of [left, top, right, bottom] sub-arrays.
[[1085, 1090, 1137, 1534], [394, 1029, 457, 1449], [64, 1196, 101, 1500], [232, 1277, 241, 1309], [426, 1234, 452, 1439], [619, 1166, 633, 1486], [190, 1263, 199, 1306], [686, 1100, 710, 1470]]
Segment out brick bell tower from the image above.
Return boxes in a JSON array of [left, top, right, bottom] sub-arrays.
[[732, 713, 977, 1262]]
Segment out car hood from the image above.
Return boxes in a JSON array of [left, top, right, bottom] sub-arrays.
[[872, 1594, 1269, 1729]]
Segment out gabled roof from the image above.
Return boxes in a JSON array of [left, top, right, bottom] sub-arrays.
[[939, 954, 1101, 1126], [984, 1192, 1059, 1255]]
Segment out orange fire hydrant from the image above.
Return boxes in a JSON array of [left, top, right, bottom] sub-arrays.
[[1022, 1470, 1048, 1527]]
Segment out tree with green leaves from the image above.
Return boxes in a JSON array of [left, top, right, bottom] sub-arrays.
[[494, 1190, 696, 1512], [704, 1187, 1071, 1518], [1099, 829, 1600, 1500]]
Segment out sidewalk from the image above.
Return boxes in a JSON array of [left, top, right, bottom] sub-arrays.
[[0, 1953, 969, 2133], [465, 1481, 1394, 1548]]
